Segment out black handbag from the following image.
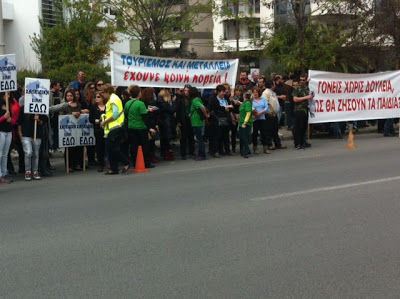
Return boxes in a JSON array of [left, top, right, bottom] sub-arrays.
[[217, 116, 229, 127]]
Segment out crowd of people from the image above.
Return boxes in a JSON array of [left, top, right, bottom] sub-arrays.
[[2, 69, 393, 183]]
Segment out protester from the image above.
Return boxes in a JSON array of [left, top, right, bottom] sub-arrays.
[[176, 85, 195, 160], [83, 82, 95, 109], [293, 74, 315, 149], [262, 80, 287, 150], [83, 82, 97, 166], [89, 91, 107, 172], [94, 78, 104, 92], [18, 109, 45, 181], [0, 93, 17, 184], [231, 85, 243, 153], [141, 87, 160, 163], [7, 94, 21, 176], [100, 84, 131, 175], [208, 84, 234, 157], [251, 86, 270, 154], [125, 85, 156, 169], [70, 70, 87, 96], [251, 71, 259, 86], [236, 71, 253, 92], [60, 89, 84, 171], [49, 80, 63, 152], [157, 89, 176, 161], [189, 87, 208, 160], [239, 91, 253, 158]]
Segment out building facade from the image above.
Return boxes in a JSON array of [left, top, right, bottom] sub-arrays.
[[1, 0, 132, 71]]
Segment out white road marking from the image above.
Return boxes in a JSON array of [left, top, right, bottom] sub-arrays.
[[162, 154, 322, 174], [250, 176, 400, 201]]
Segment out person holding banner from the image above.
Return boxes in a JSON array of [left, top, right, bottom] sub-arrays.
[[60, 89, 84, 171], [0, 93, 16, 184], [293, 74, 315, 149], [100, 84, 131, 175], [18, 109, 45, 181]]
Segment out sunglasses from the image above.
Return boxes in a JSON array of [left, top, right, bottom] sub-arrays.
[[97, 83, 103, 86], [90, 86, 95, 90], [95, 95, 102, 98]]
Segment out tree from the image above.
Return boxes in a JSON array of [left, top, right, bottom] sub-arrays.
[[369, 0, 400, 68], [264, 22, 370, 73], [262, 0, 379, 73], [74, 0, 212, 57], [30, 0, 117, 72]]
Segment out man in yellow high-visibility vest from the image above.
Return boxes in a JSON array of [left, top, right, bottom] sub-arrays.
[[100, 84, 130, 175]]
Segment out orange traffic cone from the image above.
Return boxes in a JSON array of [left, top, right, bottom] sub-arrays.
[[346, 130, 356, 149], [133, 146, 149, 173]]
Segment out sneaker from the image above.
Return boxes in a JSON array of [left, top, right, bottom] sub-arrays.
[[213, 153, 221, 158], [4, 175, 14, 182], [33, 172, 42, 180], [25, 172, 32, 181], [0, 176, 12, 184], [194, 156, 206, 161]]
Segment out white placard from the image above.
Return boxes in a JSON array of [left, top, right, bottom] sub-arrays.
[[59, 114, 95, 148], [24, 78, 50, 115], [308, 70, 400, 124], [111, 51, 239, 89], [0, 54, 17, 92], [76, 114, 95, 146]]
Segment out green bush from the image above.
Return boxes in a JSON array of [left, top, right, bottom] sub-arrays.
[[17, 69, 43, 86], [44, 62, 111, 87]]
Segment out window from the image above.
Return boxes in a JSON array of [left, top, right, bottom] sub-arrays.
[[42, 0, 63, 28], [223, 20, 260, 40]]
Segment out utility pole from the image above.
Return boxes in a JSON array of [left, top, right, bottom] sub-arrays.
[[0, 0, 5, 54]]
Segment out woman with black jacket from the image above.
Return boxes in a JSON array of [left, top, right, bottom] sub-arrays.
[[175, 87, 195, 160], [141, 87, 160, 163], [89, 91, 107, 172], [207, 84, 234, 158], [157, 89, 176, 161]]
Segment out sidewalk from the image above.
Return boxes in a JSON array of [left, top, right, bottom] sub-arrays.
[[279, 123, 395, 142]]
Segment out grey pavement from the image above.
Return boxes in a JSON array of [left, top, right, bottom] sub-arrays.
[[1, 133, 400, 298]]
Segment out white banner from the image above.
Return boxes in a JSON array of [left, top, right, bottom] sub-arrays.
[[59, 114, 95, 148], [308, 70, 400, 124], [24, 78, 50, 115], [0, 54, 17, 92], [111, 51, 239, 89]]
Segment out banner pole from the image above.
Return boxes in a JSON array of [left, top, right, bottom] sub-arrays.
[[34, 119, 37, 142]]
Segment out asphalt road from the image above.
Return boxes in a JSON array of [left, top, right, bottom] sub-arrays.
[[1, 134, 400, 298]]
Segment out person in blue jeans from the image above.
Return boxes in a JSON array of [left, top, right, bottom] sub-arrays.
[[189, 87, 209, 160]]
